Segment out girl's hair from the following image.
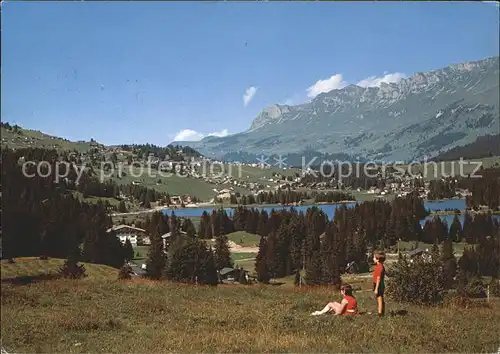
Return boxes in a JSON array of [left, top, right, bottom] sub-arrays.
[[374, 251, 386, 263], [341, 284, 354, 296]]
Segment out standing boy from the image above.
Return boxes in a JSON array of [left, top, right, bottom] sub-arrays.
[[372, 251, 386, 316]]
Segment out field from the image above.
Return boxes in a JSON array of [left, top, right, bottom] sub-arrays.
[[226, 231, 261, 248], [0, 258, 118, 281], [2, 259, 500, 353], [397, 241, 470, 256], [1, 127, 96, 153], [102, 163, 300, 202]]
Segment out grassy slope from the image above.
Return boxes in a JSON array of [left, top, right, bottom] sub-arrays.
[[1, 127, 96, 153], [102, 163, 300, 202], [0, 258, 117, 281], [2, 276, 500, 352]]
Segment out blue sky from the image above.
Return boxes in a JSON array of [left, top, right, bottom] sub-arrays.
[[2, 1, 499, 146]]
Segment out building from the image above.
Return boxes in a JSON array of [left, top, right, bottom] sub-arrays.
[[106, 225, 147, 247], [218, 267, 249, 283], [160, 230, 187, 248]]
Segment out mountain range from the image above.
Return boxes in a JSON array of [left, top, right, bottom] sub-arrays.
[[175, 56, 500, 164]]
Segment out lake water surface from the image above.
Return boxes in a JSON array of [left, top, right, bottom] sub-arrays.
[[162, 198, 500, 226]]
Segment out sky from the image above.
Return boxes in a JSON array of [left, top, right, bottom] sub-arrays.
[[2, 1, 499, 146]]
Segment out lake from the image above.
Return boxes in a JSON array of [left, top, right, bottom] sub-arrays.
[[162, 198, 500, 226]]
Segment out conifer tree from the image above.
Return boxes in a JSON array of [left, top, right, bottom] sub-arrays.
[[449, 215, 463, 243], [256, 210, 269, 236], [198, 211, 209, 238], [118, 200, 128, 213], [456, 267, 468, 297], [166, 238, 217, 285], [211, 210, 221, 238], [463, 212, 475, 244], [182, 218, 196, 239], [145, 232, 165, 280], [255, 236, 270, 284], [321, 222, 342, 287], [201, 246, 219, 286], [441, 237, 456, 289], [123, 238, 134, 262], [59, 246, 86, 279], [213, 233, 233, 270], [305, 216, 323, 286], [294, 269, 301, 286]]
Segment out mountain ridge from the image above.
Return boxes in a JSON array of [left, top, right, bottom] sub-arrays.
[[176, 56, 499, 163]]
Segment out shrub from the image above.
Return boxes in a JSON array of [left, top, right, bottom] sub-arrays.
[[118, 263, 133, 280], [386, 254, 445, 305], [465, 276, 486, 298], [239, 270, 248, 285], [59, 258, 86, 279], [489, 277, 500, 297]]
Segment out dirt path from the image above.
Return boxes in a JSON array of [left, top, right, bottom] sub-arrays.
[[227, 240, 258, 253]]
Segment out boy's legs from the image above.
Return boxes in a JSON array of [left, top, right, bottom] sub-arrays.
[[377, 296, 385, 316]]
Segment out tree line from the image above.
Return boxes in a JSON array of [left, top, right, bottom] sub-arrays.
[[119, 143, 202, 161], [432, 133, 500, 162], [1, 148, 128, 269], [137, 211, 231, 285], [459, 166, 500, 210], [227, 190, 355, 206]]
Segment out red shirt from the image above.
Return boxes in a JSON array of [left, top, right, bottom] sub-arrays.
[[373, 263, 385, 284], [342, 295, 358, 315]]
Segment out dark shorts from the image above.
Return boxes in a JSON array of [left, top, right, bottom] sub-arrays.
[[373, 283, 385, 297]]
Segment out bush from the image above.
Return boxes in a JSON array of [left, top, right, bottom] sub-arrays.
[[386, 254, 445, 305], [239, 270, 248, 285], [465, 276, 486, 298], [59, 258, 86, 279], [118, 263, 133, 280], [489, 277, 500, 297]]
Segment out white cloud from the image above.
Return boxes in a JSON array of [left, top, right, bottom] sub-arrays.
[[208, 129, 229, 138], [173, 128, 229, 142], [306, 74, 347, 98], [243, 86, 258, 107], [356, 72, 407, 88]]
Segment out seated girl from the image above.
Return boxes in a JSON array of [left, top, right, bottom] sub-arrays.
[[311, 284, 359, 316]]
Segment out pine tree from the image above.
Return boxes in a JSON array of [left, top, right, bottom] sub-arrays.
[[256, 210, 268, 236], [305, 215, 323, 286], [255, 236, 270, 284], [118, 200, 128, 213], [213, 234, 233, 270], [201, 247, 219, 286], [441, 237, 456, 289], [463, 212, 475, 244], [166, 238, 218, 285], [182, 218, 196, 239], [449, 215, 463, 243], [123, 238, 134, 261], [211, 211, 221, 238], [294, 269, 301, 286], [59, 246, 86, 279], [321, 222, 342, 287], [145, 232, 165, 280], [456, 267, 468, 297]]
